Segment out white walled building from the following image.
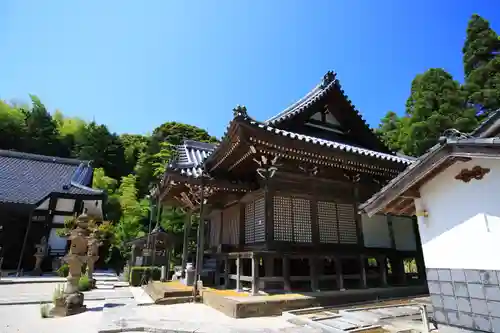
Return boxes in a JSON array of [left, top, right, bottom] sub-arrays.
[[360, 130, 500, 332]]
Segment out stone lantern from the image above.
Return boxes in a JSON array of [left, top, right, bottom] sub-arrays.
[[52, 210, 90, 316], [86, 229, 101, 289]]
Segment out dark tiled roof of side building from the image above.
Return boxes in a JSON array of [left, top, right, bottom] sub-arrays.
[[168, 140, 217, 177], [0, 150, 103, 205]]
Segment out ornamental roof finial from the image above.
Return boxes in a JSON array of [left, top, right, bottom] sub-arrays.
[[232, 105, 248, 118], [321, 71, 336, 88]]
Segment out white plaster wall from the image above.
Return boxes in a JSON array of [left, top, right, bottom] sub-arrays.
[[36, 198, 50, 210], [48, 228, 67, 251], [52, 215, 67, 224], [417, 157, 500, 270], [392, 216, 417, 251], [55, 198, 75, 212], [361, 214, 392, 248]]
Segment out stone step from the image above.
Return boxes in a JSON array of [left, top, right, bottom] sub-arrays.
[[154, 295, 200, 305]]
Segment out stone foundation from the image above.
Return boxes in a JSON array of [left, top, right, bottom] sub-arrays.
[[427, 268, 500, 332]]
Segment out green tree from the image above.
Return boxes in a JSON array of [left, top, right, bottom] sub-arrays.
[[74, 122, 126, 180], [374, 111, 404, 153], [462, 14, 500, 117], [114, 174, 149, 246], [24, 95, 63, 156], [401, 68, 477, 156], [135, 122, 218, 195], [92, 167, 118, 194], [0, 101, 27, 150], [119, 134, 149, 176]]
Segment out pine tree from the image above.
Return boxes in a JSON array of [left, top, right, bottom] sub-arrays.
[[462, 14, 500, 117]]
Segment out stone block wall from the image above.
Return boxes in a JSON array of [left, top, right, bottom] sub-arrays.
[[427, 268, 500, 332]]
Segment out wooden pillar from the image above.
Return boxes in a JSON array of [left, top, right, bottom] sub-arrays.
[[165, 249, 171, 281], [236, 256, 241, 291], [214, 258, 221, 287], [181, 211, 192, 278], [251, 254, 259, 296], [412, 218, 426, 282], [398, 256, 407, 285], [359, 255, 367, 288], [379, 255, 388, 286], [223, 257, 230, 289], [283, 255, 291, 292], [335, 256, 344, 290], [264, 183, 274, 247], [309, 257, 319, 292]]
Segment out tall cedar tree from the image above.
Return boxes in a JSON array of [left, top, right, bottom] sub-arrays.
[[24, 95, 64, 156], [462, 14, 500, 117], [402, 68, 477, 157]]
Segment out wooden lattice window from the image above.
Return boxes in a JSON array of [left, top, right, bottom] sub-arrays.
[[273, 196, 293, 241], [317, 201, 338, 243], [337, 203, 358, 244], [245, 202, 255, 244], [244, 197, 265, 244], [254, 198, 266, 242], [272, 196, 312, 243], [292, 198, 312, 243]]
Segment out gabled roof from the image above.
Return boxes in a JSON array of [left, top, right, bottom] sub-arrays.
[[0, 150, 103, 206], [168, 140, 217, 177], [263, 70, 390, 153], [359, 134, 500, 217], [470, 109, 500, 138], [265, 72, 338, 125]]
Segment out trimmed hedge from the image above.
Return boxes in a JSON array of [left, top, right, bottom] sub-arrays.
[[129, 266, 161, 286]]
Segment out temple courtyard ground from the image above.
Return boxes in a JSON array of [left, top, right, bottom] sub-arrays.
[[0, 274, 308, 333], [0, 273, 438, 332]]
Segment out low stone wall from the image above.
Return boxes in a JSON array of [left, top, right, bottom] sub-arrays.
[[202, 285, 428, 318]]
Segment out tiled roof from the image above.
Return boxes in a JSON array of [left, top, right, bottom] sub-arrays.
[[359, 135, 500, 215], [265, 75, 338, 125], [249, 121, 412, 165], [0, 150, 103, 205], [470, 109, 500, 138], [168, 140, 217, 177]]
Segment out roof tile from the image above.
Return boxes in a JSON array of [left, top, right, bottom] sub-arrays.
[[0, 150, 103, 205]]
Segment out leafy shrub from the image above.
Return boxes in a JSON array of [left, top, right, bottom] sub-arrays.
[[57, 264, 69, 277], [129, 266, 161, 286], [78, 275, 91, 291]]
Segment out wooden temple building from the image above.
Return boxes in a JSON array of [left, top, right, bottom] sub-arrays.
[[156, 71, 426, 295], [0, 150, 105, 274]]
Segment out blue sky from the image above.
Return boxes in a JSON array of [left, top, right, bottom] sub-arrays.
[[0, 1, 499, 138]]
